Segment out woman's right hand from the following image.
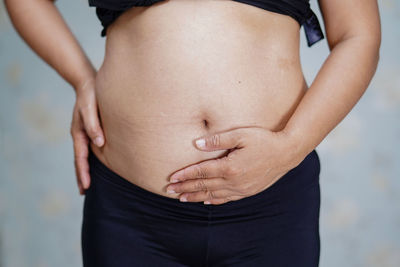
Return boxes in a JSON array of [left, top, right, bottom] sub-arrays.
[[70, 77, 105, 195], [4, 0, 107, 194]]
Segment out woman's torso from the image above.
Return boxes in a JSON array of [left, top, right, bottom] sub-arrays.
[[89, 0, 308, 199]]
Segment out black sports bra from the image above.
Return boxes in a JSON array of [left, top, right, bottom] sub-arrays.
[[88, 0, 324, 47]]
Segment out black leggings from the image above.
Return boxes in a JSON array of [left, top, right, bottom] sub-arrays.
[[82, 146, 321, 267]]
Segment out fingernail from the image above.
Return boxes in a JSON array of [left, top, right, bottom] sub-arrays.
[[94, 136, 104, 147], [204, 201, 211, 205], [167, 187, 176, 194], [170, 170, 184, 183], [170, 177, 179, 183], [195, 139, 205, 149], [180, 195, 187, 202]]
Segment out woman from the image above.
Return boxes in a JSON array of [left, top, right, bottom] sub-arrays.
[[5, 0, 380, 266]]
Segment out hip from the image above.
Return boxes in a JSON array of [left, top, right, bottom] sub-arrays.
[[82, 146, 321, 266]]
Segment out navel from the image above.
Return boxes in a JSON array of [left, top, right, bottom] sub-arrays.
[[203, 119, 209, 129]]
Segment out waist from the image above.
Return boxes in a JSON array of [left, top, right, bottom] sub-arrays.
[[90, 0, 308, 198]]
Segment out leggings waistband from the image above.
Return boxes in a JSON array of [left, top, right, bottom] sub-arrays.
[[87, 146, 320, 214]]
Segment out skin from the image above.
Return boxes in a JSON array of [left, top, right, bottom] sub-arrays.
[[4, 0, 103, 194], [166, 0, 382, 204], [5, 0, 380, 205]]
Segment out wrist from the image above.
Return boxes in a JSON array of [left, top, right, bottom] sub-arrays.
[[74, 75, 96, 95], [72, 63, 97, 93], [281, 126, 313, 162]]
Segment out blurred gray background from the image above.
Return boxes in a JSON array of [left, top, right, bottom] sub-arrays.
[[0, 0, 399, 266]]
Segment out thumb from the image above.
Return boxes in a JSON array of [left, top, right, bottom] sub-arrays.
[[80, 103, 105, 147], [194, 128, 246, 151]]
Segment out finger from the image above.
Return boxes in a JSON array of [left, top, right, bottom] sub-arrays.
[[179, 189, 238, 203], [169, 157, 231, 183], [194, 127, 248, 151], [203, 195, 243, 205], [71, 109, 85, 194], [167, 177, 226, 194], [74, 161, 84, 195], [80, 101, 104, 147], [72, 129, 91, 190]]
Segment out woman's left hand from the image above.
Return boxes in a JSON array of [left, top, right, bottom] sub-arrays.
[[166, 126, 307, 205]]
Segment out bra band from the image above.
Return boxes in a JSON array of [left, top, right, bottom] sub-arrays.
[[90, 0, 325, 47], [303, 8, 325, 47]]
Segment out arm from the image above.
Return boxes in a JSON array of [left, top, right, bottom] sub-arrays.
[[283, 0, 381, 157], [5, 0, 105, 194], [4, 0, 96, 88], [161, 0, 380, 205]]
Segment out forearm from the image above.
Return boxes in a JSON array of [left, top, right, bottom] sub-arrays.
[[283, 36, 380, 156], [4, 0, 96, 90]]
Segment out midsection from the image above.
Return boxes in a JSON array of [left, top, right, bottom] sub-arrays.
[[89, 0, 308, 198]]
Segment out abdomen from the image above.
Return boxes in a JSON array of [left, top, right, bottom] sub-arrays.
[[89, 0, 308, 198]]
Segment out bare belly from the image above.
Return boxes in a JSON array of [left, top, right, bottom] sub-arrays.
[[89, 0, 308, 199]]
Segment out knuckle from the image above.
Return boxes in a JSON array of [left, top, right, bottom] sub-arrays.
[[195, 165, 208, 179], [73, 148, 85, 162], [74, 157, 82, 169], [210, 134, 220, 147], [195, 179, 208, 191], [70, 122, 78, 137], [70, 128, 81, 139], [208, 190, 216, 199], [72, 140, 80, 151], [73, 153, 82, 163], [218, 158, 230, 177], [226, 163, 240, 177], [73, 143, 79, 155]]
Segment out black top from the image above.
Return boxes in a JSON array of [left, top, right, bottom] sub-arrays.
[[88, 0, 324, 47]]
